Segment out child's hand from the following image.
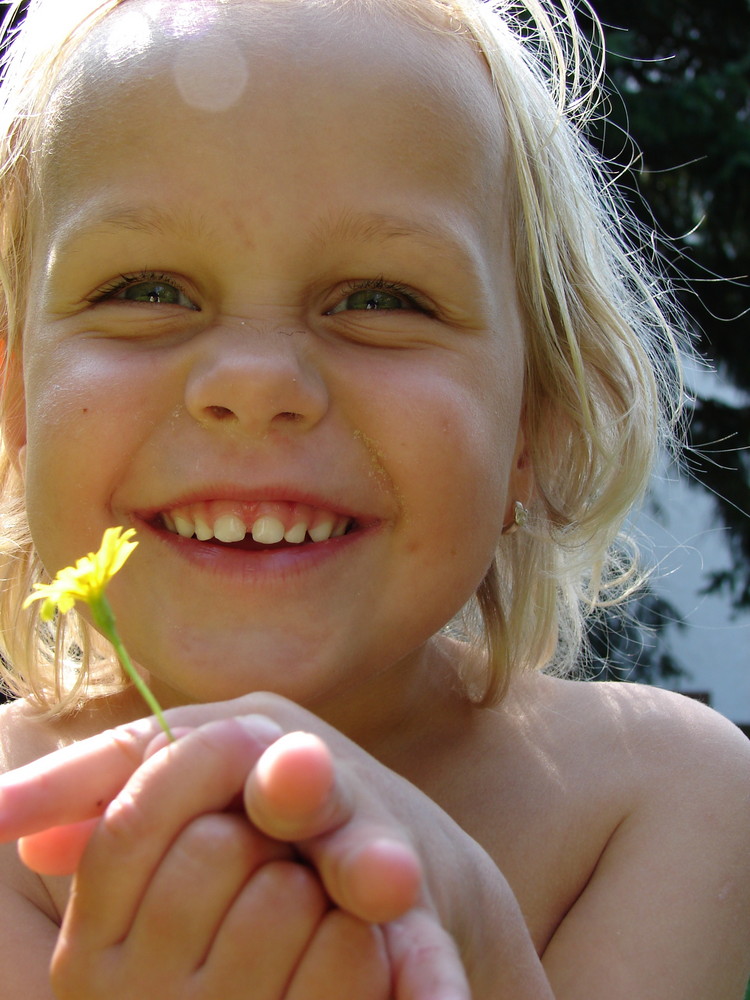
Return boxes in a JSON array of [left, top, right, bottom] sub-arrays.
[[238, 716, 544, 1000], [0, 695, 549, 998], [240, 727, 471, 999], [0, 707, 471, 999], [45, 718, 393, 1000]]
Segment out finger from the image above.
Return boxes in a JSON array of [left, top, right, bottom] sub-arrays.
[[245, 732, 339, 837], [385, 909, 470, 1000], [63, 717, 284, 951], [125, 813, 291, 979], [0, 708, 283, 842], [245, 732, 422, 923], [285, 910, 391, 1000], [198, 861, 329, 1000], [18, 818, 100, 876], [0, 728, 150, 842], [142, 725, 198, 759], [311, 834, 423, 925]]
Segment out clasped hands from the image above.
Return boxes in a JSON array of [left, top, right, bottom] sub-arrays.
[[0, 694, 477, 1000]]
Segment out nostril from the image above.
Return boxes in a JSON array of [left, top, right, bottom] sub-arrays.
[[206, 405, 236, 421]]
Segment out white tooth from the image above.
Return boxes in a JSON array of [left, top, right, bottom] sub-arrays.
[[308, 520, 335, 543], [284, 522, 307, 544], [194, 516, 214, 541], [332, 520, 349, 538], [214, 514, 246, 543], [162, 512, 176, 532], [174, 514, 195, 538], [251, 515, 285, 544]]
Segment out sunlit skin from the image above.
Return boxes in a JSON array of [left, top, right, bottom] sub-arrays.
[[12, 0, 528, 741]]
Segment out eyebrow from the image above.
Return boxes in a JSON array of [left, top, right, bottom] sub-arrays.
[[49, 202, 220, 257], [308, 208, 485, 274], [50, 202, 487, 283]]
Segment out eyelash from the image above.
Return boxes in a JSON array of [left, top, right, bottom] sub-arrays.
[[87, 271, 192, 304]]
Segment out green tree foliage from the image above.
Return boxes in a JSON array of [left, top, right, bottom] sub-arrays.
[[587, 0, 750, 609]]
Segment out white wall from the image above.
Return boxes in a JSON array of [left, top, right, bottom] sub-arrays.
[[641, 471, 750, 724], [639, 365, 750, 725]]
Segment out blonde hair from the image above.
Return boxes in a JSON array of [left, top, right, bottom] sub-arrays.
[[0, 0, 686, 712]]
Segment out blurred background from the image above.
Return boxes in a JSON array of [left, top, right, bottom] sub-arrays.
[[583, 0, 750, 732]]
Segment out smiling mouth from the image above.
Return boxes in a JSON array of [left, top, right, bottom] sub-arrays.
[[157, 500, 353, 550]]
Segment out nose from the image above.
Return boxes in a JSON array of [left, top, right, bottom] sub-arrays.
[[183, 321, 329, 435]]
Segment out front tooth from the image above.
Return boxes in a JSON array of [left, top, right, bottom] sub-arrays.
[[214, 514, 247, 543], [308, 519, 335, 543], [252, 515, 285, 544], [194, 516, 214, 541], [174, 514, 195, 538], [284, 522, 307, 544]]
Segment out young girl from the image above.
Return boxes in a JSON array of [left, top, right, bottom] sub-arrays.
[[0, 0, 747, 996]]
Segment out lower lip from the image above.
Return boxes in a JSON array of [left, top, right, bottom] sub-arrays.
[[137, 519, 373, 584]]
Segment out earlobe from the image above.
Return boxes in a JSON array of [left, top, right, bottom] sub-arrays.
[[503, 423, 534, 532], [508, 423, 534, 503]]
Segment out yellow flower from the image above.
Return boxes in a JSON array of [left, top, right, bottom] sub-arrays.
[[23, 526, 138, 620], [23, 526, 173, 740]]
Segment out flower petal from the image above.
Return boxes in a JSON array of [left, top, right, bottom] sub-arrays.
[[22, 527, 138, 619]]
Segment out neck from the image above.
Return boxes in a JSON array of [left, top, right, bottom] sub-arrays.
[[306, 635, 475, 765]]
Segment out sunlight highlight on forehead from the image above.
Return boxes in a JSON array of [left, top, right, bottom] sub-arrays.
[[173, 33, 250, 112], [99, 2, 250, 112]]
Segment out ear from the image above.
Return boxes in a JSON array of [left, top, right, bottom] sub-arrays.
[[0, 337, 27, 475], [504, 419, 534, 523]]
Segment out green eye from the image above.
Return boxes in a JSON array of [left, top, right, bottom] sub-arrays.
[[328, 281, 421, 315], [92, 271, 199, 310], [119, 281, 192, 307], [339, 288, 408, 311]]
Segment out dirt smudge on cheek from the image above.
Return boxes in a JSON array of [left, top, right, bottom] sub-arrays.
[[353, 428, 405, 518]]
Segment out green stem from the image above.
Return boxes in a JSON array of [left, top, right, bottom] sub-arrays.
[[92, 595, 175, 742]]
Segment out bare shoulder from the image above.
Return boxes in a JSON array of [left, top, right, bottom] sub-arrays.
[[0, 698, 64, 775], [0, 688, 145, 775], [538, 674, 750, 800], [0, 698, 64, 899], [529, 677, 750, 997], [534, 671, 750, 749], [489, 671, 750, 825]]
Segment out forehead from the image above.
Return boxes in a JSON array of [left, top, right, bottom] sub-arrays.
[[39, 0, 505, 182], [31, 0, 512, 296], [56, 0, 497, 96]]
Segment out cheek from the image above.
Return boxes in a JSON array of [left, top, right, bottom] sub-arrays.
[[20, 348, 147, 570], [357, 356, 520, 546], [400, 359, 520, 478], [23, 339, 165, 464], [25, 360, 107, 485]]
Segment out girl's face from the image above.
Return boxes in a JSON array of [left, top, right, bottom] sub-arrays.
[[11, 0, 530, 723]]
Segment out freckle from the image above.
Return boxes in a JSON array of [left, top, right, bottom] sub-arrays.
[[82, 407, 89, 414]]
